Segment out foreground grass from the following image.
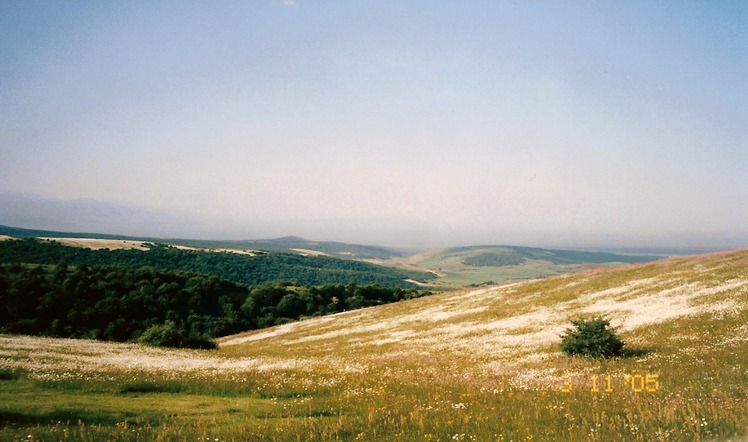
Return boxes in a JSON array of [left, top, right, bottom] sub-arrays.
[[1, 353, 745, 441], [1, 250, 747, 440]]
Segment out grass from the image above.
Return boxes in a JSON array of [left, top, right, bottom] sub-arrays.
[[1, 250, 747, 440]]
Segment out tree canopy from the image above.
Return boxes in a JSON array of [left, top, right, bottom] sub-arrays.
[[0, 263, 429, 348]]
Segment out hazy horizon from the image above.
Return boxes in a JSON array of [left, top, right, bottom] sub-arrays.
[[0, 192, 743, 253], [2, 2, 746, 249]]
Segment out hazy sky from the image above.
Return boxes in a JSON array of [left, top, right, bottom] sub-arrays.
[[1, 1, 746, 248]]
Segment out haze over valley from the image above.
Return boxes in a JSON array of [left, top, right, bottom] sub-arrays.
[[1, 192, 744, 253]]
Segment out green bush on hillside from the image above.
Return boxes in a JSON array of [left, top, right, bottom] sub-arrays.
[[560, 317, 624, 358]]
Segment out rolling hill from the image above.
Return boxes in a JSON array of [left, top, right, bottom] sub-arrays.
[[1, 248, 746, 440], [0, 224, 402, 260], [0, 235, 432, 288], [159, 235, 403, 260], [385, 244, 660, 288], [218, 248, 748, 370], [1, 224, 664, 289]]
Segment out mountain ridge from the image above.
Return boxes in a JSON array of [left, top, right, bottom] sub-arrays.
[[0, 192, 203, 238], [0, 224, 402, 260]]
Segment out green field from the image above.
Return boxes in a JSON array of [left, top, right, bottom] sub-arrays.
[[1, 249, 747, 440], [384, 245, 657, 289]]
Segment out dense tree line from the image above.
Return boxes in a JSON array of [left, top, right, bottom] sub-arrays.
[[0, 263, 430, 347], [0, 238, 434, 287], [0, 263, 247, 346]]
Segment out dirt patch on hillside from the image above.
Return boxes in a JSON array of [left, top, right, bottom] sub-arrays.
[[291, 248, 330, 257], [39, 237, 150, 251]]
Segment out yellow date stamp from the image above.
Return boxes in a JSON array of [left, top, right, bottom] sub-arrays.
[[560, 373, 659, 393]]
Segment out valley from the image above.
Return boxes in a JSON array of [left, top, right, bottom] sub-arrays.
[[1, 248, 747, 440], [0, 225, 660, 289]]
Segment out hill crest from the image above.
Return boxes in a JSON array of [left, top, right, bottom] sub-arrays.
[[0, 224, 402, 260]]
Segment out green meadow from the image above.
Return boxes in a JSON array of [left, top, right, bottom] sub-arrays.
[[1, 250, 747, 441], [384, 245, 655, 289]]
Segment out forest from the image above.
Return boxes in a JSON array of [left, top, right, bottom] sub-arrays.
[[0, 263, 429, 348], [0, 238, 434, 287]]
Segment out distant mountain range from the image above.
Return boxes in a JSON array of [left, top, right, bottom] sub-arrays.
[[0, 192, 204, 239], [0, 193, 405, 260], [0, 224, 403, 261]]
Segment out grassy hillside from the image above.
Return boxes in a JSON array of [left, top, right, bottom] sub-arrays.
[[386, 245, 659, 288], [1, 249, 747, 440]]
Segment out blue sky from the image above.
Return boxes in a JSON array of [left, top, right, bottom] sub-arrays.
[[1, 1, 746, 248]]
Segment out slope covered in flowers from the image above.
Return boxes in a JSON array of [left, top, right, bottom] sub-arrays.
[[1, 249, 747, 440]]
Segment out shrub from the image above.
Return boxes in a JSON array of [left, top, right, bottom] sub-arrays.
[[0, 368, 21, 381], [560, 317, 624, 358], [137, 321, 217, 350], [118, 381, 183, 394]]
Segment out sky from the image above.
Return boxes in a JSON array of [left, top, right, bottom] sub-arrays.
[[1, 1, 746, 248]]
